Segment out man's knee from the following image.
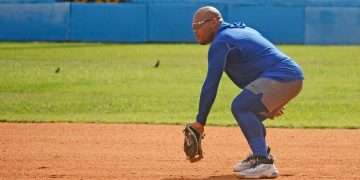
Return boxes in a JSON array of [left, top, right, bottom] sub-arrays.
[[231, 96, 249, 115], [231, 89, 268, 116]]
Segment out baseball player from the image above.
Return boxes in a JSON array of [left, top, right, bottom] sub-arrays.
[[190, 6, 304, 179]]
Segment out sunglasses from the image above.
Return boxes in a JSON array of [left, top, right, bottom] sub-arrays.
[[192, 18, 214, 31]]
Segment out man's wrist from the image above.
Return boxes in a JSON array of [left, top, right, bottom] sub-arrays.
[[191, 122, 205, 135], [196, 120, 206, 126], [196, 115, 207, 125]]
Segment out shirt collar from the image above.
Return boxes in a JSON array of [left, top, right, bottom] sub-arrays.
[[217, 21, 247, 33]]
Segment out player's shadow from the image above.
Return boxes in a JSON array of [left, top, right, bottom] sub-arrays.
[[161, 174, 237, 180]]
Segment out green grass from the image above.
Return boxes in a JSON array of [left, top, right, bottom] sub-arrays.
[[0, 42, 359, 128]]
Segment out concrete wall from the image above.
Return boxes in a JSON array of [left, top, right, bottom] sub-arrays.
[[0, 3, 70, 41], [0, 1, 359, 44], [70, 3, 147, 42], [0, 0, 58, 3]]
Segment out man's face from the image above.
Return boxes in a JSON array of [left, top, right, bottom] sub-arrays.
[[192, 14, 217, 45]]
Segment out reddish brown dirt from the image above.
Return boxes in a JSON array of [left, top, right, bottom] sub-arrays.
[[0, 123, 360, 180]]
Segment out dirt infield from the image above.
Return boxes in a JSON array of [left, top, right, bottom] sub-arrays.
[[1, 123, 360, 180]]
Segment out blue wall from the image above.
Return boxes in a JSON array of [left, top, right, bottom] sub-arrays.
[[148, 3, 226, 42], [0, 0, 58, 3], [0, 1, 360, 44], [70, 3, 146, 42], [228, 5, 305, 44], [0, 3, 69, 41], [305, 7, 360, 44]]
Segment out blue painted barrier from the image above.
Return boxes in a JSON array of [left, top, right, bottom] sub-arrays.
[[130, 0, 267, 5], [305, 7, 360, 44], [130, 0, 360, 7], [0, 0, 59, 3], [0, 1, 359, 44], [148, 3, 226, 42], [70, 3, 146, 42], [269, 0, 360, 7], [0, 3, 69, 41], [228, 5, 305, 44]]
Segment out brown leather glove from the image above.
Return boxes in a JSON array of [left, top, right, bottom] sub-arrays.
[[183, 123, 204, 162]]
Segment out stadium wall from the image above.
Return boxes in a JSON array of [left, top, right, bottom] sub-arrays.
[[0, 3, 70, 41], [0, 1, 359, 44]]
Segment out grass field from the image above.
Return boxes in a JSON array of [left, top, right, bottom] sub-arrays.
[[0, 42, 359, 128]]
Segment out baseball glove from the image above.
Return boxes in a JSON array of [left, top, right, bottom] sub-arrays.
[[183, 124, 203, 162]]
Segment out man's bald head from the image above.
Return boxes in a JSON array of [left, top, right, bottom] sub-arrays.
[[192, 6, 223, 45], [193, 6, 223, 23]]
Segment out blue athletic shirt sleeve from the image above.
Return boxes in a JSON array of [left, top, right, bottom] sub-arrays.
[[196, 41, 228, 125]]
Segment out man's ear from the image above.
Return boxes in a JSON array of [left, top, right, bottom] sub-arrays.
[[209, 18, 217, 28], [212, 18, 220, 27]]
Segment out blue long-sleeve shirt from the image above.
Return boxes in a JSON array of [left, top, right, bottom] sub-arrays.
[[196, 22, 304, 125]]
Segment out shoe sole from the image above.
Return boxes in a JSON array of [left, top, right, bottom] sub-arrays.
[[235, 172, 279, 179], [233, 167, 251, 172]]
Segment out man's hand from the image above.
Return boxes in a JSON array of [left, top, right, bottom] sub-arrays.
[[259, 106, 285, 119]]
